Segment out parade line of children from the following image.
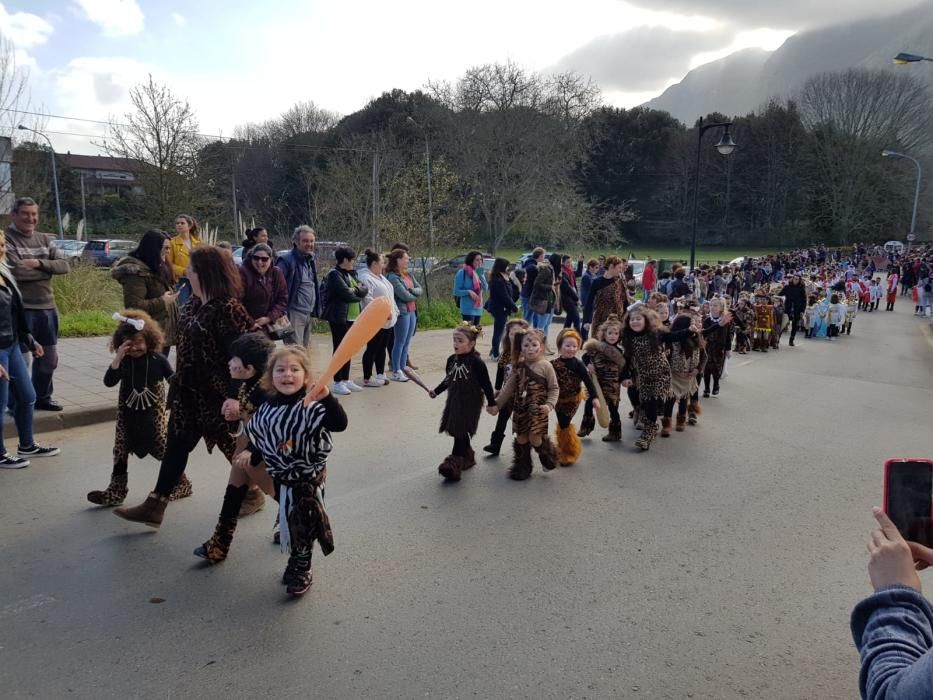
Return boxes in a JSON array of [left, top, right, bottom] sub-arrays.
[[85, 251, 873, 599]]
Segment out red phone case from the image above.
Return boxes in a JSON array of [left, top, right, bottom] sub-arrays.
[[884, 457, 933, 515]]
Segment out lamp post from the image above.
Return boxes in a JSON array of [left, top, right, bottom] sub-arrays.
[[689, 116, 737, 270], [17, 125, 64, 237], [881, 149, 922, 252], [406, 116, 434, 258], [893, 52, 933, 65]]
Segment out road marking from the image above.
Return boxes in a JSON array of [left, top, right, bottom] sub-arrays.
[[0, 593, 56, 619]]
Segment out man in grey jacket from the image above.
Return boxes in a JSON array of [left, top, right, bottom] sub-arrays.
[[5, 197, 70, 411]]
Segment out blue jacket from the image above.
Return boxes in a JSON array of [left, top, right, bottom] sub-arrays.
[[276, 248, 320, 318], [453, 266, 488, 316], [852, 584, 933, 699]]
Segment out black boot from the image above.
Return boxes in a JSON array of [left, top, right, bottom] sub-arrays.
[[438, 454, 464, 482], [483, 431, 505, 455], [577, 414, 595, 438], [286, 547, 313, 596], [462, 447, 476, 470], [509, 441, 533, 481], [535, 438, 559, 471], [601, 419, 622, 443]]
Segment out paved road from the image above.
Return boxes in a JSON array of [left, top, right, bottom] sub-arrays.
[[1, 310, 931, 699]]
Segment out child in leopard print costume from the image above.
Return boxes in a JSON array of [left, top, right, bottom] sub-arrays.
[[87, 311, 177, 507]]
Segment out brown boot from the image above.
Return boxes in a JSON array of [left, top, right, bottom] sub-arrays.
[[113, 492, 169, 528], [461, 447, 476, 471], [168, 474, 193, 501], [238, 486, 265, 517], [509, 441, 533, 481], [675, 414, 687, 432], [535, 437, 559, 471], [577, 415, 595, 438], [660, 417, 672, 437], [193, 516, 237, 563], [87, 473, 128, 506], [438, 455, 463, 482]]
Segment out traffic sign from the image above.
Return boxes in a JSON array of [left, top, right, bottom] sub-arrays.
[[907, 233, 917, 241]]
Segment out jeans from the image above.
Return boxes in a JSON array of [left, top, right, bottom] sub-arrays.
[[177, 278, 192, 305], [532, 311, 551, 331], [521, 295, 533, 322], [23, 309, 59, 403], [563, 304, 581, 332], [490, 311, 508, 357], [391, 312, 417, 372], [0, 342, 36, 453], [329, 321, 352, 382], [288, 309, 313, 347]]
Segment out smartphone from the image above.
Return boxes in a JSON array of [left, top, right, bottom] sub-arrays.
[[884, 458, 933, 546]]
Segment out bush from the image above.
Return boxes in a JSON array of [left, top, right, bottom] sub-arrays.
[[53, 264, 123, 337]]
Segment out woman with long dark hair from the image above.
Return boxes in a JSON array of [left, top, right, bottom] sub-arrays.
[[114, 246, 253, 528], [454, 251, 488, 325], [111, 230, 178, 351], [486, 257, 517, 360]]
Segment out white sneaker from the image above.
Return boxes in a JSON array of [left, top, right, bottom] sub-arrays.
[[363, 377, 383, 388], [392, 371, 409, 382], [375, 373, 388, 385], [345, 380, 364, 392], [332, 381, 351, 395]]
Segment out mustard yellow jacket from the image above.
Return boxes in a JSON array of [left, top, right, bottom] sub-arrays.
[[167, 234, 201, 278]]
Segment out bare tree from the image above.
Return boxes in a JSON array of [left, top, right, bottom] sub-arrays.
[[233, 101, 340, 143], [0, 31, 42, 208], [97, 74, 203, 224], [429, 61, 600, 252]]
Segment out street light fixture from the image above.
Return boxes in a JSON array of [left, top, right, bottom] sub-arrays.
[[881, 149, 922, 252], [893, 52, 933, 65], [16, 125, 64, 237], [406, 116, 435, 258], [690, 117, 737, 270]]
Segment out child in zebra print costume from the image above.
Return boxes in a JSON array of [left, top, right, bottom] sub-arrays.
[[241, 346, 348, 597]]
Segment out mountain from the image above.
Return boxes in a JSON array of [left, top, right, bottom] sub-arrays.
[[644, 1, 933, 123]]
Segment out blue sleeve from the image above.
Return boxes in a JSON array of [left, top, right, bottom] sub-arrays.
[[453, 269, 471, 298], [851, 585, 933, 699]]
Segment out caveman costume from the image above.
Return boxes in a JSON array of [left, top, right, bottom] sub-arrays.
[[551, 329, 600, 465], [753, 292, 774, 352]]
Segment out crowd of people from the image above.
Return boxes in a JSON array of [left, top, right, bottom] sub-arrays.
[[5, 193, 933, 612]]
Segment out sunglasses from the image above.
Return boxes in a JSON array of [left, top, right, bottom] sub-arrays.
[[253, 256, 271, 262]]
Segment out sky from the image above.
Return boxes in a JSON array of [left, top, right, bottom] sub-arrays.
[[2, 0, 926, 154]]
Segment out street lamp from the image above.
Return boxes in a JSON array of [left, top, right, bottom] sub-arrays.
[[881, 149, 922, 252], [690, 117, 737, 270], [406, 116, 434, 257], [17, 125, 64, 237], [893, 52, 933, 65]]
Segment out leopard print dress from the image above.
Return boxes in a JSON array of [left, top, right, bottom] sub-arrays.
[[582, 339, 625, 402], [627, 333, 672, 403], [497, 359, 559, 438], [169, 296, 253, 459], [591, 278, 628, 337]]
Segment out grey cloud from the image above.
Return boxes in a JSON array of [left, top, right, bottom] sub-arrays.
[[625, 0, 928, 30], [555, 26, 733, 91]]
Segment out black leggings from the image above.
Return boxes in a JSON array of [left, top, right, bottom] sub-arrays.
[[582, 396, 621, 425], [362, 327, 390, 379], [663, 396, 688, 419], [154, 430, 202, 497], [493, 404, 512, 435], [453, 435, 472, 456], [329, 321, 352, 382], [703, 365, 721, 393], [563, 304, 581, 332], [640, 397, 662, 424]]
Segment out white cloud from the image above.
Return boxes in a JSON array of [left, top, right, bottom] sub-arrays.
[[0, 3, 54, 49], [73, 0, 144, 37], [171, 12, 186, 27]]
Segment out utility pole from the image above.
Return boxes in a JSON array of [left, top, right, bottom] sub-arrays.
[[231, 167, 239, 238], [371, 149, 379, 250], [79, 173, 87, 239], [17, 125, 64, 237]]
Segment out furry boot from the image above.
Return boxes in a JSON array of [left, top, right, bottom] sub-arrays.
[[601, 419, 622, 443], [461, 447, 476, 471], [636, 422, 659, 451], [168, 474, 193, 501], [535, 437, 559, 472], [577, 414, 595, 438], [193, 516, 237, 564], [556, 425, 582, 466], [438, 454, 464, 482], [688, 400, 701, 425], [675, 414, 687, 432], [238, 486, 265, 517], [87, 473, 128, 506], [483, 431, 505, 455], [660, 417, 672, 438], [113, 492, 169, 528], [509, 441, 533, 481]]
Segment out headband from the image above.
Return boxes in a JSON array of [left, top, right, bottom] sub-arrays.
[[112, 312, 145, 331]]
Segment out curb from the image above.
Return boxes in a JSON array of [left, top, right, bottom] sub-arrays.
[[5, 405, 116, 440]]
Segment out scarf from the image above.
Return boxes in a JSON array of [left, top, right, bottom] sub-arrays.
[[466, 266, 482, 309], [402, 273, 416, 313]]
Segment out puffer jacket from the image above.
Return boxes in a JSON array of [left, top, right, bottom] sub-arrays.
[[111, 255, 178, 345], [322, 267, 367, 324]]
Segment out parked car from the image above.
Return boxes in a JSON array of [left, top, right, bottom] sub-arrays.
[[81, 239, 136, 267], [627, 259, 646, 286], [52, 239, 88, 265]]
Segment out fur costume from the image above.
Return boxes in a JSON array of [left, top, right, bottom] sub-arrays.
[[497, 358, 559, 438], [581, 339, 625, 403], [591, 277, 628, 337], [753, 297, 773, 351], [551, 353, 599, 465]]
